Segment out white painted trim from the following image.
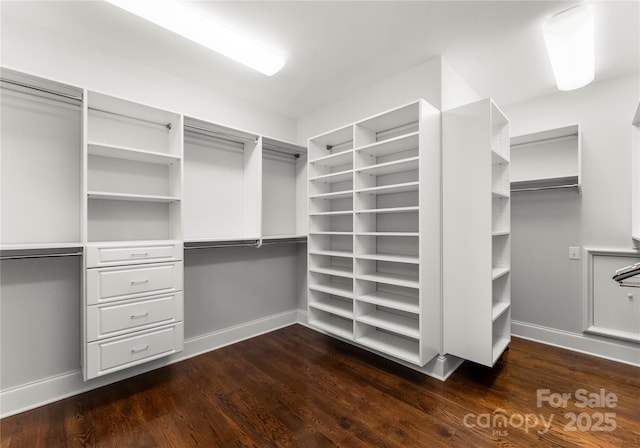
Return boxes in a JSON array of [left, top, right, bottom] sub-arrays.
[[1, 310, 298, 418], [512, 320, 640, 368]]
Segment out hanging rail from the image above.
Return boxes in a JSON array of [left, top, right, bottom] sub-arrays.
[[262, 144, 301, 159], [511, 183, 579, 193], [184, 240, 260, 250], [510, 133, 578, 150], [1, 77, 83, 102], [88, 107, 172, 130], [0, 251, 83, 261], [184, 123, 258, 144]]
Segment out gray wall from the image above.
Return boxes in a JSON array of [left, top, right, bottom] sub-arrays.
[[504, 72, 639, 334]]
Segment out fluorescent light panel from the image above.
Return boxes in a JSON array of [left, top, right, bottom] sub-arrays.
[[105, 0, 285, 76], [542, 4, 594, 91]]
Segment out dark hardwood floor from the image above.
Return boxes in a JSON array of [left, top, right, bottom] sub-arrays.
[[1, 324, 639, 447]]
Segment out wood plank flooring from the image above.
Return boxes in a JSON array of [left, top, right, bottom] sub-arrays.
[[1, 324, 639, 447]]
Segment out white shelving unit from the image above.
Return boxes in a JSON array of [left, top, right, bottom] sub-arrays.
[[443, 98, 511, 367], [1, 69, 83, 250], [307, 99, 441, 366], [83, 91, 184, 380], [632, 103, 640, 246], [510, 124, 581, 192]]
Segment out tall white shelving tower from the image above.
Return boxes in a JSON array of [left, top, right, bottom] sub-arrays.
[[307, 99, 442, 366]]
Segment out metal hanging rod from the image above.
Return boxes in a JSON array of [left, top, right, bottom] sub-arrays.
[[262, 145, 301, 159], [184, 240, 260, 250], [0, 251, 83, 261], [511, 133, 578, 149], [1, 78, 83, 102], [89, 107, 172, 130], [376, 121, 420, 140], [184, 123, 258, 144], [511, 183, 579, 193], [326, 140, 354, 151]]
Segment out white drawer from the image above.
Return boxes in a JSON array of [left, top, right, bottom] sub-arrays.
[[86, 241, 183, 268], [86, 292, 183, 342], [86, 323, 183, 379], [86, 262, 183, 305]]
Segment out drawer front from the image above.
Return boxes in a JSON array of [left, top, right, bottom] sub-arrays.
[[86, 292, 184, 342], [86, 242, 183, 268], [87, 262, 183, 305], [86, 323, 184, 379]]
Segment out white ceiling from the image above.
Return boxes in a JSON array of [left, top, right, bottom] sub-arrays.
[[2, 1, 639, 119]]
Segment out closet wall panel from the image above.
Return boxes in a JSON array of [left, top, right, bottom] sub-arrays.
[[183, 244, 299, 339], [0, 256, 81, 389], [0, 88, 81, 247]]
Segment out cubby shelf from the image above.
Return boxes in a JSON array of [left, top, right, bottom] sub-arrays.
[[308, 99, 441, 367], [309, 300, 353, 319], [357, 253, 419, 264], [356, 331, 420, 365], [309, 282, 353, 299], [491, 267, 510, 280], [357, 291, 419, 313], [358, 272, 419, 289], [357, 311, 419, 339], [492, 301, 510, 321]]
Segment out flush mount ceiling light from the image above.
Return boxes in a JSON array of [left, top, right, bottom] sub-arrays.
[[104, 0, 285, 76], [542, 4, 595, 91]]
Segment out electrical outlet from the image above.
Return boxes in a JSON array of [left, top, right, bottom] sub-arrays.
[[569, 246, 581, 260]]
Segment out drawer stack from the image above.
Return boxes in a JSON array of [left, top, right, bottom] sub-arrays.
[[83, 241, 184, 380]]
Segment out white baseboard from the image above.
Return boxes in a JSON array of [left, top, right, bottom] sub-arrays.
[[0, 310, 298, 418], [511, 320, 640, 367]]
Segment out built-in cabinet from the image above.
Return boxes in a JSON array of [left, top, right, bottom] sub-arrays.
[[443, 98, 511, 367], [307, 100, 442, 366], [510, 124, 581, 192], [83, 92, 185, 380]]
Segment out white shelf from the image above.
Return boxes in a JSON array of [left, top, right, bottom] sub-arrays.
[[309, 231, 353, 236], [492, 231, 510, 237], [357, 291, 419, 314], [88, 142, 180, 165], [358, 272, 419, 289], [356, 132, 419, 157], [357, 310, 419, 339], [355, 181, 419, 196], [492, 302, 510, 321], [492, 191, 509, 199], [356, 156, 419, 176], [491, 150, 508, 165], [356, 331, 420, 365], [310, 265, 353, 278], [356, 206, 419, 214], [357, 253, 419, 264], [309, 316, 353, 340], [491, 267, 510, 280], [309, 299, 352, 319], [310, 150, 353, 167], [310, 249, 353, 258], [87, 191, 180, 203], [309, 169, 353, 184], [309, 282, 353, 299], [309, 210, 352, 217], [356, 232, 419, 237], [309, 191, 353, 200]]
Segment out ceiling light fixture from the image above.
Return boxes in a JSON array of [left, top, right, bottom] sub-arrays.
[[542, 4, 595, 91], [104, 0, 285, 76]]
